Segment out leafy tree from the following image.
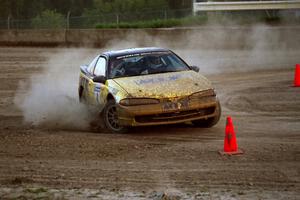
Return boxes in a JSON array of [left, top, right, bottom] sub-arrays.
[[82, 0, 169, 25], [42, 0, 94, 16], [92, 0, 168, 13], [0, 0, 45, 19], [0, 0, 186, 20], [167, 0, 192, 10], [31, 10, 65, 29], [0, 0, 94, 19]]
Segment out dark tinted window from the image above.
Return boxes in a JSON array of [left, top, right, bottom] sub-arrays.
[[109, 52, 189, 78]]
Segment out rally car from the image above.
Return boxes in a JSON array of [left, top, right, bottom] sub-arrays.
[[78, 47, 221, 133]]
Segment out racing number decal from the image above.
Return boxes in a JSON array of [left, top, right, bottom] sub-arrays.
[[94, 84, 102, 104], [80, 73, 106, 105], [79, 74, 91, 102]]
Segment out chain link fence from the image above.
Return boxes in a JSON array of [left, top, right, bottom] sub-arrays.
[[0, 8, 299, 29], [0, 9, 192, 29]]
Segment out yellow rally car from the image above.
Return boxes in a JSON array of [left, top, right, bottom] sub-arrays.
[[78, 47, 221, 133]]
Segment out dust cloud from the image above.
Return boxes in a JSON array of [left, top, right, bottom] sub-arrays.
[[14, 23, 300, 129], [107, 22, 300, 74], [105, 24, 300, 74], [14, 49, 97, 130]]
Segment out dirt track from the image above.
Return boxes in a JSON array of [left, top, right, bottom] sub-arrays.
[[0, 47, 299, 199]]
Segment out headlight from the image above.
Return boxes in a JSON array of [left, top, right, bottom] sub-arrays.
[[119, 98, 160, 106], [189, 89, 216, 100]]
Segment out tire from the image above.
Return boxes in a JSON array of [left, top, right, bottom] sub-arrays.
[[78, 86, 85, 103], [192, 100, 221, 128], [102, 100, 128, 133]]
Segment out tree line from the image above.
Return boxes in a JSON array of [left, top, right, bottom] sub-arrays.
[[0, 0, 192, 20]]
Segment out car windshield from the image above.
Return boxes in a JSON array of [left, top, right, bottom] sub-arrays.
[[108, 52, 190, 79]]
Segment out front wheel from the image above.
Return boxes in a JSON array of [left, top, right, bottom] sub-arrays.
[[192, 101, 221, 128], [102, 100, 128, 133]]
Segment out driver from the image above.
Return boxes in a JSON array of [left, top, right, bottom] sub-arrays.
[[147, 55, 164, 73]]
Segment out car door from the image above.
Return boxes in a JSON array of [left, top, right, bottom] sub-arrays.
[[90, 56, 108, 106], [79, 55, 99, 103]]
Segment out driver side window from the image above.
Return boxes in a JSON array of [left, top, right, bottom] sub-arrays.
[[94, 57, 106, 76], [87, 56, 99, 74]]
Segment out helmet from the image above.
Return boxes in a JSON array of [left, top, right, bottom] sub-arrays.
[[148, 56, 162, 69]]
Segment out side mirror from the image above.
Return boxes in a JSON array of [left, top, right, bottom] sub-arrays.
[[93, 75, 106, 84], [190, 66, 200, 72]]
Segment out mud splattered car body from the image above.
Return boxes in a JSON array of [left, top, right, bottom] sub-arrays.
[[78, 47, 221, 132]]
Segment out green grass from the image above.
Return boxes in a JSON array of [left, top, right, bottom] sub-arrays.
[[94, 13, 293, 29], [95, 16, 208, 29]]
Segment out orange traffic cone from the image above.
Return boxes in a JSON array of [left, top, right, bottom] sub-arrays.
[[294, 64, 300, 87], [219, 116, 243, 155]]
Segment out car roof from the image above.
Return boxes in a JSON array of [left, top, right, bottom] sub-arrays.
[[102, 47, 170, 58]]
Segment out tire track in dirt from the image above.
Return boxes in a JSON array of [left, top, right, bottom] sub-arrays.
[[0, 47, 299, 199]]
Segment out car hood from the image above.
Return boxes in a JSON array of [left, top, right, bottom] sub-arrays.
[[112, 70, 213, 98]]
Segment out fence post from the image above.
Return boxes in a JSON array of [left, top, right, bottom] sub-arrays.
[[66, 11, 71, 29], [7, 16, 10, 29], [116, 13, 119, 28]]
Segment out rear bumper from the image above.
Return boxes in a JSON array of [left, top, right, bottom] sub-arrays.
[[117, 96, 220, 127]]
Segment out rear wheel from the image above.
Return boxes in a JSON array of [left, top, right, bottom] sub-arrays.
[[102, 100, 128, 133], [192, 101, 221, 128]]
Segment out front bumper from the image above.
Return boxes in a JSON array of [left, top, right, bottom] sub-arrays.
[[117, 96, 219, 127]]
